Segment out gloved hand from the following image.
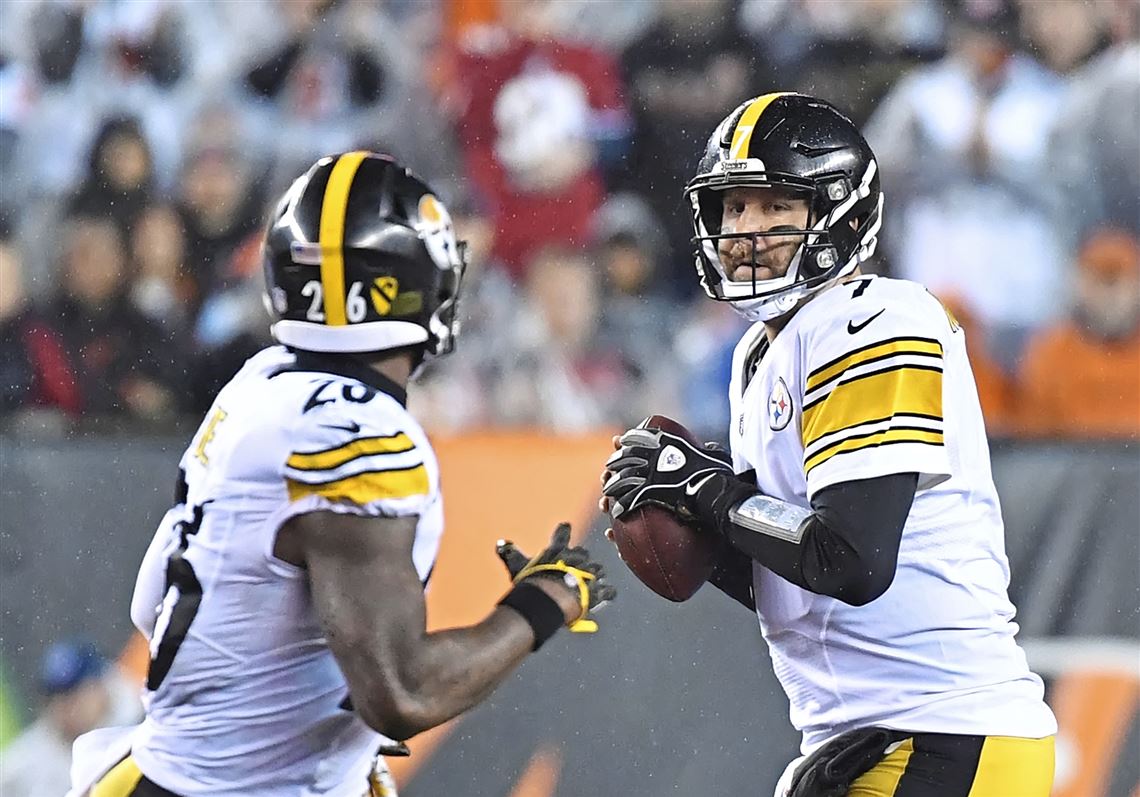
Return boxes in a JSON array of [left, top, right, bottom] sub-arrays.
[[496, 523, 616, 634], [602, 425, 740, 528], [786, 727, 907, 797]]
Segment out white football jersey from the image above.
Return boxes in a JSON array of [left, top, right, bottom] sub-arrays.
[[127, 346, 444, 795], [728, 276, 1056, 753]]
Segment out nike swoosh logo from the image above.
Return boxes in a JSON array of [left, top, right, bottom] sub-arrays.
[[847, 309, 885, 335], [685, 473, 718, 497], [321, 421, 361, 433], [790, 140, 848, 157]]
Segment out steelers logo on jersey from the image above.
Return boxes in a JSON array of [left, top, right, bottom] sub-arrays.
[[768, 377, 793, 431]]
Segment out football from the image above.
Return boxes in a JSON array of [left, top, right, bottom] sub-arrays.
[[609, 415, 718, 602]]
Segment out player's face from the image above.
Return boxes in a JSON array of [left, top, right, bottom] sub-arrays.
[[718, 187, 811, 282]]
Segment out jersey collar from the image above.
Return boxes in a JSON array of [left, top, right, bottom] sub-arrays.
[[282, 349, 408, 407]]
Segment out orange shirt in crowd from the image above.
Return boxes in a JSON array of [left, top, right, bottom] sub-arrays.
[[1014, 230, 1140, 439], [1015, 323, 1140, 439]]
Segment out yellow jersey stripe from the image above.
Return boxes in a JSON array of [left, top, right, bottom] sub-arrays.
[[805, 428, 944, 474], [287, 464, 429, 504], [806, 336, 943, 393], [966, 735, 1055, 797], [91, 755, 144, 797], [849, 737, 914, 796], [803, 365, 943, 448], [286, 433, 416, 471], [807, 423, 943, 469], [319, 151, 369, 326], [729, 92, 792, 160], [805, 411, 942, 453]]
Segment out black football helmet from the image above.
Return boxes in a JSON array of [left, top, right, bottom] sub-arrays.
[[263, 151, 466, 361], [684, 93, 883, 321]]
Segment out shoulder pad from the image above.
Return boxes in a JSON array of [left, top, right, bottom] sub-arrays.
[[284, 394, 432, 511]]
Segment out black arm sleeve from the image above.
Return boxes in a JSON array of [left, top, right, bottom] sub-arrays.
[[721, 473, 918, 606], [707, 538, 756, 612]]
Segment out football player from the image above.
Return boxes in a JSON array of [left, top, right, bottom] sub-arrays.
[[71, 152, 615, 797], [602, 94, 1056, 796]]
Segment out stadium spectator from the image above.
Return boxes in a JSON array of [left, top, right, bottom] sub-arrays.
[[865, 0, 1066, 358], [67, 114, 155, 242], [244, 0, 384, 116], [591, 193, 681, 416], [0, 639, 140, 797], [128, 202, 193, 333], [741, 0, 945, 126], [5, 0, 214, 197], [1047, 9, 1140, 242], [185, 229, 272, 415], [239, 0, 447, 188], [176, 143, 264, 300], [2, 2, 100, 203], [0, 235, 81, 422], [1015, 229, 1140, 439], [618, 0, 767, 293], [79, 0, 217, 187], [485, 245, 642, 431], [1018, 0, 1112, 74], [51, 216, 182, 424], [450, 0, 630, 279], [88, 0, 188, 90]]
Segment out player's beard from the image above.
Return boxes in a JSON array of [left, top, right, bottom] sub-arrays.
[[721, 237, 801, 283]]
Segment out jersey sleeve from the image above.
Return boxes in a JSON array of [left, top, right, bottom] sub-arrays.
[[282, 397, 435, 520], [799, 290, 952, 497]]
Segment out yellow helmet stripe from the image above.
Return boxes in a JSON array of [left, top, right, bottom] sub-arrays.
[[728, 92, 793, 160], [319, 151, 369, 326]]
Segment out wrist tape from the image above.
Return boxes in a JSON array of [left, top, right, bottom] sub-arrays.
[[499, 582, 564, 651]]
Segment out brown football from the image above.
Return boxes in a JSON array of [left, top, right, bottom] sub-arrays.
[[609, 415, 718, 602]]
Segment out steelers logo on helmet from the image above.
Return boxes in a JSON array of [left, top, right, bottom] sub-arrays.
[[262, 152, 467, 368], [684, 93, 884, 322]]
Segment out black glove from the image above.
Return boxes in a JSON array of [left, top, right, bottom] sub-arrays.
[[788, 727, 907, 797], [496, 523, 616, 633], [602, 426, 754, 534]]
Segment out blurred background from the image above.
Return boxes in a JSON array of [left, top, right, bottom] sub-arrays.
[[0, 0, 1136, 795]]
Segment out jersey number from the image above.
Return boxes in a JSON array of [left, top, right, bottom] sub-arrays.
[[851, 278, 872, 298], [301, 280, 369, 323], [303, 379, 377, 412], [146, 499, 210, 691]]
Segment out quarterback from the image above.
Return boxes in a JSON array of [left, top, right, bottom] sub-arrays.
[[70, 152, 615, 797], [603, 93, 1056, 796]]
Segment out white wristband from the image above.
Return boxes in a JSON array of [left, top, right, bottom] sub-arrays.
[[728, 495, 813, 544]]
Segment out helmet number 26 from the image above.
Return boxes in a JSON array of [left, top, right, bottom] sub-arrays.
[[301, 280, 369, 324]]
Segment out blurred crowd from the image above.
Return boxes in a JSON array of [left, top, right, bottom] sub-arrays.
[[0, 639, 141, 797], [0, 0, 1137, 441]]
